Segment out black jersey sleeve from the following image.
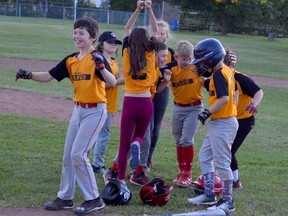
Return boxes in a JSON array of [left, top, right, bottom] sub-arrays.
[[213, 69, 228, 98], [122, 36, 129, 56], [235, 72, 261, 98], [48, 53, 77, 82], [168, 47, 175, 62], [204, 78, 211, 92]]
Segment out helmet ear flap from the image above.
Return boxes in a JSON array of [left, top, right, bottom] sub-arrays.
[[139, 185, 154, 204]]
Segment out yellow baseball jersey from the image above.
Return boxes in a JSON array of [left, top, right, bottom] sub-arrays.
[[208, 65, 237, 119], [150, 67, 161, 99], [122, 37, 157, 94], [234, 70, 261, 119], [49, 51, 106, 103], [106, 59, 120, 113], [168, 61, 203, 104]]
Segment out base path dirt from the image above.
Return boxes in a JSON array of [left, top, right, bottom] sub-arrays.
[[0, 206, 118, 216]]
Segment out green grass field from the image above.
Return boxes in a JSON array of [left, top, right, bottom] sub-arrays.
[[0, 17, 288, 216]]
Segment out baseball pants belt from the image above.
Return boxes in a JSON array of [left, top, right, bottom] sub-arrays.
[[174, 100, 201, 107], [75, 102, 98, 108]]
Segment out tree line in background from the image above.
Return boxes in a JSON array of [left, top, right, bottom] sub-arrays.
[[1, 0, 288, 37]]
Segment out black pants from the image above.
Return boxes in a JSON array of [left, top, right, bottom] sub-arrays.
[[231, 116, 255, 171]]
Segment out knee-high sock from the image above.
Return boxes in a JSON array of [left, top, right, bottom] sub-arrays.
[[176, 146, 182, 172], [181, 145, 194, 173]]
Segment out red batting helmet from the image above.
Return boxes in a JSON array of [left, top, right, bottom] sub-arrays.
[[192, 174, 222, 196], [139, 177, 173, 206]]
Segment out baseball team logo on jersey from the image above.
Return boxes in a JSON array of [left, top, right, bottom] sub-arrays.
[[172, 78, 193, 87], [72, 73, 91, 81]]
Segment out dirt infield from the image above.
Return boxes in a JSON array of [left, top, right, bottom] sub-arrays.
[[0, 57, 287, 216]]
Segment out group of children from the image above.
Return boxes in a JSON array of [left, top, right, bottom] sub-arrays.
[[15, 0, 263, 215]]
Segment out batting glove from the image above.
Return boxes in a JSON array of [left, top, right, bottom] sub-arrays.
[[15, 69, 32, 81], [198, 108, 211, 125], [246, 102, 258, 115], [91, 52, 105, 71]]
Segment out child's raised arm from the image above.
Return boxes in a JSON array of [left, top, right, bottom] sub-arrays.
[[145, 0, 158, 38], [124, 0, 144, 37]]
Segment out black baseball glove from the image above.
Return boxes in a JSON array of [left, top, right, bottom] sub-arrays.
[[15, 69, 32, 81], [198, 109, 211, 125]]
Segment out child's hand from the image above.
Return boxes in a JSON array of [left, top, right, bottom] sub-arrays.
[[144, 0, 152, 9], [163, 69, 172, 82], [137, 0, 145, 10], [229, 51, 237, 69]]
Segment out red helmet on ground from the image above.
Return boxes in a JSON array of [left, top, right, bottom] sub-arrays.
[[139, 177, 173, 206], [192, 174, 222, 196]]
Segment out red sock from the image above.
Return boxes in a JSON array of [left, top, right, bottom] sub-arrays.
[[181, 145, 194, 172], [134, 166, 144, 174], [176, 146, 183, 172], [111, 162, 118, 171]]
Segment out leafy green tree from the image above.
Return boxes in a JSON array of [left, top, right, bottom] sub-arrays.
[[166, 0, 288, 36], [110, 0, 138, 12]]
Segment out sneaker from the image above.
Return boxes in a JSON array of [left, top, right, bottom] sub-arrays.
[[208, 198, 235, 212], [130, 141, 140, 169], [92, 165, 106, 174], [145, 161, 152, 173], [44, 197, 74, 211], [187, 193, 217, 205], [177, 172, 192, 187], [103, 168, 118, 184], [173, 173, 182, 185], [233, 179, 242, 189], [143, 166, 150, 174], [74, 197, 105, 215], [126, 169, 134, 180], [130, 171, 148, 186]]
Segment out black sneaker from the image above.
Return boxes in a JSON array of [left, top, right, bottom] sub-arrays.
[[187, 193, 217, 205], [92, 165, 106, 174], [208, 198, 235, 212], [74, 197, 105, 215], [129, 171, 148, 186], [44, 197, 74, 211]]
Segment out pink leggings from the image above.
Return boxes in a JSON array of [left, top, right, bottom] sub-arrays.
[[117, 96, 153, 180]]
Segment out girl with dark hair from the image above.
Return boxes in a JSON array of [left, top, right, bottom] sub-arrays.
[[104, 0, 159, 184]]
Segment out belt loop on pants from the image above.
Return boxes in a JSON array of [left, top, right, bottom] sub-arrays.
[[174, 100, 201, 107], [75, 102, 98, 108]]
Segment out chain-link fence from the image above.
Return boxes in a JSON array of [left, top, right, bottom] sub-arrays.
[[0, 2, 149, 26]]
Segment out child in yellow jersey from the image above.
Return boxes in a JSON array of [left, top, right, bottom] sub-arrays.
[[159, 40, 204, 187], [188, 38, 238, 215], [146, 20, 175, 171], [224, 48, 263, 189], [102, 43, 168, 187], [129, 42, 169, 186], [104, 0, 159, 184], [15, 17, 116, 215], [92, 31, 124, 174]]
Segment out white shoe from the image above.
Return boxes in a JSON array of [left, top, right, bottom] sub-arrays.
[[188, 193, 217, 205], [208, 198, 235, 212]]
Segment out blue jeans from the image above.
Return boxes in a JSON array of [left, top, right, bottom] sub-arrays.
[[147, 87, 170, 164], [93, 113, 113, 168]]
